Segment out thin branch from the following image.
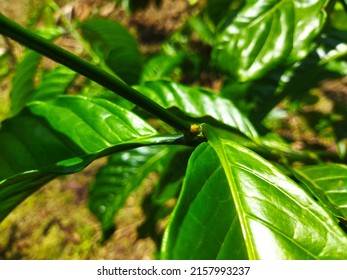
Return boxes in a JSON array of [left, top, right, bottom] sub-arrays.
[[0, 13, 192, 133]]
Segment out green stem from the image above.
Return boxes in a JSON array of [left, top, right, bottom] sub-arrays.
[[0, 13, 192, 133]]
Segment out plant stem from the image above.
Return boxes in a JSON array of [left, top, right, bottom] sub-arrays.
[[0, 13, 192, 133]]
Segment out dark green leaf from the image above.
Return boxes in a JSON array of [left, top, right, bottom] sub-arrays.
[[139, 146, 193, 246], [152, 147, 192, 204], [162, 126, 347, 259], [212, 0, 327, 81], [0, 173, 55, 222], [10, 50, 41, 115], [294, 164, 347, 220], [205, 0, 234, 26], [89, 146, 163, 241], [138, 192, 174, 247], [89, 145, 192, 241], [137, 80, 258, 138], [80, 19, 142, 85], [318, 28, 347, 72]]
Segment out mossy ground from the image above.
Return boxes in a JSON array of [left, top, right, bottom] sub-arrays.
[[0, 159, 156, 259]]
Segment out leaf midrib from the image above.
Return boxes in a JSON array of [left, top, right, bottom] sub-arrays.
[[247, 0, 289, 29], [210, 138, 257, 259], [231, 154, 344, 240]]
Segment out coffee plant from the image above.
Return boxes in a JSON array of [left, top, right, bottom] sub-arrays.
[[0, 0, 347, 259]]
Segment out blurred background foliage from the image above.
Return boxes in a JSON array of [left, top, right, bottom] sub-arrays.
[[0, 0, 346, 259]]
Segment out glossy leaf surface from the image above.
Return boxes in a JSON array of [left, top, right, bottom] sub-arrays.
[[80, 19, 142, 85], [295, 164, 347, 220], [212, 0, 327, 81], [221, 27, 347, 122], [137, 80, 257, 138], [162, 126, 347, 259], [0, 95, 169, 222]]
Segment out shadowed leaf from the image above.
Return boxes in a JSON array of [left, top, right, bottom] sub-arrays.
[[80, 18, 142, 85]]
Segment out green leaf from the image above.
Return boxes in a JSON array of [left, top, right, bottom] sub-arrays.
[[0, 173, 56, 222], [0, 95, 181, 222], [294, 164, 347, 220], [88, 146, 163, 241], [9, 50, 41, 115], [188, 17, 215, 45], [205, 0, 234, 26], [139, 146, 193, 246], [329, 1, 347, 31], [212, 0, 327, 81], [221, 27, 347, 122], [80, 18, 142, 85], [137, 80, 258, 138], [81, 81, 134, 111], [27, 96, 157, 154], [0, 51, 10, 78], [140, 53, 185, 83], [152, 147, 192, 204], [318, 28, 347, 69], [30, 66, 76, 101], [89, 145, 192, 242], [162, 126, 347, 259]]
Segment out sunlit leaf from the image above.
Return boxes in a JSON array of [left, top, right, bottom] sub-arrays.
[[162, 126, 347, 259], [212, 0, 327, 81], [221, 27, 347, 122], [137, 80, 258, 138], [295, 164, 347, 220], [0, 95, 181, 222]]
